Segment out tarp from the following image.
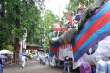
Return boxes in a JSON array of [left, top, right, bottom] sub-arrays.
[[72, 0, 110, 61]]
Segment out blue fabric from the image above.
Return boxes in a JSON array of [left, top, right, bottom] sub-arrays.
[[76, 1, 110, 41], [74, 22, 110, 61], [74, 23, 110, 59], [73, 0, 110, 61]]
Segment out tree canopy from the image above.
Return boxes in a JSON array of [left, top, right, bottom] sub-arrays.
[[0, 0, 42, 50], [43, 10, 57, 51], [68, 0, 95, 14]]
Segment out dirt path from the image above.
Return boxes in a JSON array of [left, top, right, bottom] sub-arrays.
[[4, 60, 79, 73]]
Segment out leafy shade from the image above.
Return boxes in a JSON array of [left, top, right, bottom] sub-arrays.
[[0, 0, 42, 50]]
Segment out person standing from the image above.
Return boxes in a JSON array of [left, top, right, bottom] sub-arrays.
[[0, 58, 3, 73], [64, 56, 70, 73]]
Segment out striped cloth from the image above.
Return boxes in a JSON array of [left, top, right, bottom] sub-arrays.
[[72, 0, 110, 61]]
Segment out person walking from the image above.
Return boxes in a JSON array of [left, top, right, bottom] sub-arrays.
[[20, 50, 27, 69]]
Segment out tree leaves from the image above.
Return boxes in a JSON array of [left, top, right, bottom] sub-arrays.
[[0, 0, 42, 49], [42, 10, 57, 51]]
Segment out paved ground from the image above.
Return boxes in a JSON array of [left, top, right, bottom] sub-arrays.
[[4, 60, 79, 73]]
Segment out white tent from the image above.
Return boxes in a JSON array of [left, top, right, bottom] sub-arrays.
[[0, 50, 13, 54]]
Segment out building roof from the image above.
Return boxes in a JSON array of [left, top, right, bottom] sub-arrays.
[[26, 44, 42, 50]]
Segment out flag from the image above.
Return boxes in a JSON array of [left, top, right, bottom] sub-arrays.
[[72, 0, 110, 61]]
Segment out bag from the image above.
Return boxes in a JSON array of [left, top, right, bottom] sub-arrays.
[[79, 63, 92, 73], [96, 60, 107, 73]]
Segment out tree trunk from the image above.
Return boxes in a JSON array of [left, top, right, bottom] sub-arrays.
[[13, 38, 20, 64]]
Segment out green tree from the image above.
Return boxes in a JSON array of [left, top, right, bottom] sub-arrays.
[[43, 10, 57, 52], [67, 0, 78, 13], [0, 0, 42, 63], [0, 0, 42, 49], [79, 0, 94, 6], [67, 0, 95, 14]]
